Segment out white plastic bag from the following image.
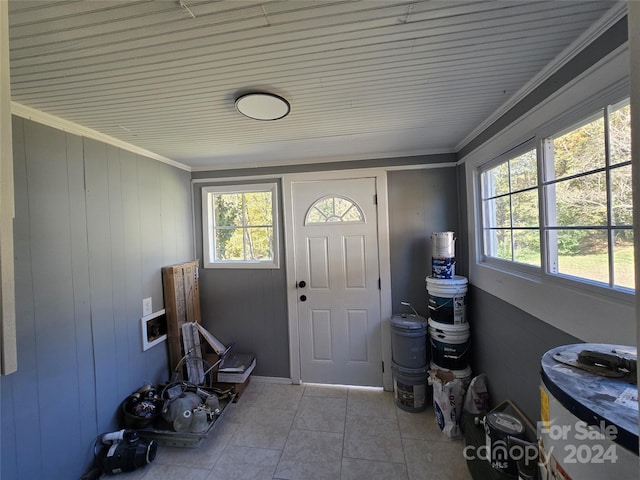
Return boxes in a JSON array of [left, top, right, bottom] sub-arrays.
[[429, 369, 465, 439], [463, 373, 489, 414]]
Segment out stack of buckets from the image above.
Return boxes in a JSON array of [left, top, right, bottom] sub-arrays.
[[427, 232, 472, 386], [390, 303, 429, 412]]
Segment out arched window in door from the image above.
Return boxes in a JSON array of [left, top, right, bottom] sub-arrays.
[[305, 195, 365, 225]]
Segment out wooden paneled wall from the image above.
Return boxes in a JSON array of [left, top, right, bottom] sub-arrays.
[[0, 117, 193, 479]]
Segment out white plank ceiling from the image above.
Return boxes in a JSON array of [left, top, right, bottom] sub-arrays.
[[8, 0, 620, 170]]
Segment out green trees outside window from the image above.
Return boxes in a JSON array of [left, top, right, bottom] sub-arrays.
[[203, 183, 279, 268], [481, 100, 633, 290]]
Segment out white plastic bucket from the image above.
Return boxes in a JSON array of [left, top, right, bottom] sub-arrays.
[[426, 275, 468, 324], [432, 231, 456, 258], [428, 318, 471, 370]]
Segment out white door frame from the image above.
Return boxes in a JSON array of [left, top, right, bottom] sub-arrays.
[[282, 168, 393, 391]]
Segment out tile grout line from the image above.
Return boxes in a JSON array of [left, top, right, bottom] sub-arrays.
[[271, 382, 304, 479], [205, 381, 472, 480], [396, 403, 411, 479], [340, 386, 352, 478]]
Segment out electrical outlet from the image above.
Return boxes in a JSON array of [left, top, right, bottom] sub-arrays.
[[142, 297, 152, 316]]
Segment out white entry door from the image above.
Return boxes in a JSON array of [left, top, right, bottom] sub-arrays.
[[292, 177, 382, 386]]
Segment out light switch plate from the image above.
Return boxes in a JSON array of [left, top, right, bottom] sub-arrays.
[[142, 297, 152, 316]]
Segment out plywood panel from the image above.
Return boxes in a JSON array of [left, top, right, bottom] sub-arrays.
[[162, 260, 201, 373], [2, 118, 195, 479], [175, 169, 193, 260], [160, 163, 178, 266], [120, 150, 146, 383], [25, 120, 84, 473], [0, 375, 16, 479], [167, 163, 193, 259], [84, 137, 119, 431], [107, 145, 130, 396], [65, 130, 97, 453], [137, 155, 163, 310], [6, 116, 41, 480]]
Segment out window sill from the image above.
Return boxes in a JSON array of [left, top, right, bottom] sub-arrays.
[[471, 260, 635, 343], [203, 261, 280, 270]]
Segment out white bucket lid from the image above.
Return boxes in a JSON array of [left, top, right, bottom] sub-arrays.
[[425, 275, 468, 287]]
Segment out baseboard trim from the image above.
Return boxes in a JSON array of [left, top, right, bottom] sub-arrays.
[[251, 375, 295, 384]]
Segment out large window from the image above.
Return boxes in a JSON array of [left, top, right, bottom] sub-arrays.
[[202, 183, 279, 269], [480, 99, 633, 292]]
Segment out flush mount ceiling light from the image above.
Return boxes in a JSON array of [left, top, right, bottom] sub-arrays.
[[235, 92, 290, 121]]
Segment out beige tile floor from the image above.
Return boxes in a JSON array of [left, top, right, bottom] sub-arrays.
[[113, 379, 473, 480]]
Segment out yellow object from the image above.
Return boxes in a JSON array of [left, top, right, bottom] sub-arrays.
[[540, 386, 550, 428]]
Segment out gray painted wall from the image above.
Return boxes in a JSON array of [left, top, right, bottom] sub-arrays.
[[387, 168, 460, 318], [1, 117, 194, 480], [387, 165, 577, 427], [468, 287, 581, 423], [456, 161, 578, 424], [192, 164, 460, 379], [193, 179, 290, 378], [453, 19, 628, 425], [0, 110, 609, 480]]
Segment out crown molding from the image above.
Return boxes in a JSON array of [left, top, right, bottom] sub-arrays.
[[455, 2, 628, 153], [10, 102, 191, 172]]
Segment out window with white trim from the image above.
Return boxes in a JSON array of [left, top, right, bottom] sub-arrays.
[[479, 98, 633, 291], [481, 145, 540, 267], [202, 183, 279, 269], [305, 195, 364, 225]]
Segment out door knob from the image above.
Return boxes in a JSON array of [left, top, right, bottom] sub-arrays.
[[299, 295, 307, 302], [298, 280, 306, 288]]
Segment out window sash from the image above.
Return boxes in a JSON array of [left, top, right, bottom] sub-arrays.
[[479, 99, 632, 293], [202, 183, 279, 269], [480, 142, 539, 265]]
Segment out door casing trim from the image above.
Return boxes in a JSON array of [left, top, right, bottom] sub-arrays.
[[282, 169, 392, 391]]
